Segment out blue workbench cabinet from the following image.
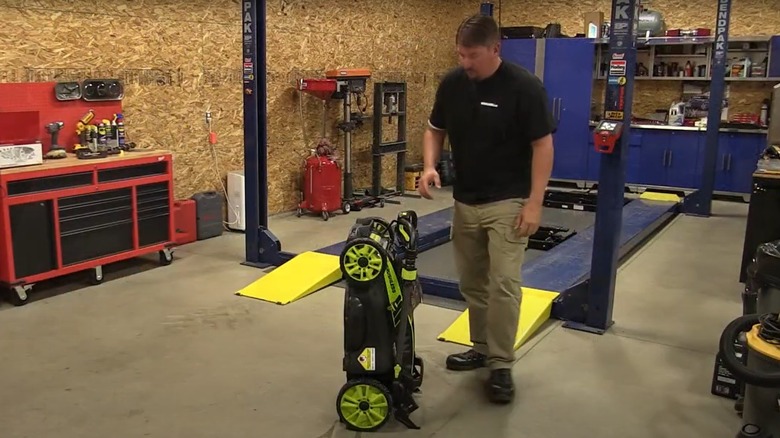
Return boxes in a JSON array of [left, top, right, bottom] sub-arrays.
[[666, 130, 702, 189], [501, 37, 595, 182], [499, 38, 537, 72], [544, 38, 596, 181], [628, 129, 702, 190], [713, 132, 765, 194]]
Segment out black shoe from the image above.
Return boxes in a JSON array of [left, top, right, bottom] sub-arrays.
[[486, 369, 514, 404], [445, 349, 487, 371]]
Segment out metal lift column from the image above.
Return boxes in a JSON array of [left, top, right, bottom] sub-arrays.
[[564, 0, 639, 334], [682, 0, 732, 217], [242, 0, 282, 268]]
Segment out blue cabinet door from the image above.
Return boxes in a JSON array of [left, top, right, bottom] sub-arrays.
[[586, 129, 598, 181], [728, 134, 763, 194], [637, 130, 669, 187], [500, 39, 537, 73], [714, 134, 732, 192], [768, 36, 780, 78], [665, 130, 701, 189], [625, 131, 644, 185], [543, 38, 595, 181]]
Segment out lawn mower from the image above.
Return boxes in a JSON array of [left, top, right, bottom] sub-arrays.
[[336, 210, 424, 432]]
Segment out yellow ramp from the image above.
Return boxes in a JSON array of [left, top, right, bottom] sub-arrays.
[[437, 288, 560, 350], [235, 251, 342, 305], [640, 191, 680, 202]]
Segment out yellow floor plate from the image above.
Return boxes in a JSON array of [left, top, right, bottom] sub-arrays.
[[437, 288, 560, 350], [235, 251, 342, 305], [639, 191, 680, 202]]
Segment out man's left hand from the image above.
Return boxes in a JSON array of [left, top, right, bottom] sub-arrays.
[[514, 200, 542, 237]]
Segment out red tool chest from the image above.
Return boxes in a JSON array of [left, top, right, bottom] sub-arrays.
[[0, 150, 176, 306]]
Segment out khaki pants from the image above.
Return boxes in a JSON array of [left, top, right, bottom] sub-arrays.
[[451, 198, 528, 370]]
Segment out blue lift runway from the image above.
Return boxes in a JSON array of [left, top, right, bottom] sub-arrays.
[[308, 197, 678, 327]]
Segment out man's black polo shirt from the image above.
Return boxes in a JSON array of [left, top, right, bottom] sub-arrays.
[[428, 60, 556, 205]]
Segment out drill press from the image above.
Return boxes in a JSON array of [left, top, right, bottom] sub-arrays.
[[44, 121, 66, 159]]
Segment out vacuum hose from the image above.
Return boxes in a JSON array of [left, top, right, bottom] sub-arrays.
[[719, 313, 780, 388]]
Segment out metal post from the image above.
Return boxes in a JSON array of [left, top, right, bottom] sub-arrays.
[[682, 0, 731, 217], [242, 0, 281, 268], [343, 94, 353, 200], [564, 0, 639, 334]]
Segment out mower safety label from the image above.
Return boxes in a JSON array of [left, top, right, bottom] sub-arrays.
[[358, 347, 376, 371]]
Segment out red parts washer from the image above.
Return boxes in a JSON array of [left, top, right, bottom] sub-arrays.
[[297, 145, 349, 221], [593, 119, 624, 154]]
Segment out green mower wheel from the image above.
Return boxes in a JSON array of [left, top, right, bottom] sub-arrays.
[[340, 237, 387, 284], [336, 378, 392, 432]]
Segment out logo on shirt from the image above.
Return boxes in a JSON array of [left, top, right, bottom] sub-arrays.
[[480, 101, 498, 108]]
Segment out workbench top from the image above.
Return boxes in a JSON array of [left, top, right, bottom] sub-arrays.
[[754, 170, 780, 180], [0, 149, 172, 176], [589, 121, 768, 135]]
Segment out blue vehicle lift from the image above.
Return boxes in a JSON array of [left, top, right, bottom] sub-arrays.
[[554, 0, 640, 334], [239, 0, 721, 335], [682, 0, 732, 217], [242, 0, 289, 269]]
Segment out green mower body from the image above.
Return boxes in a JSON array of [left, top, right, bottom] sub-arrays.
[[336, 212, 424, 432]]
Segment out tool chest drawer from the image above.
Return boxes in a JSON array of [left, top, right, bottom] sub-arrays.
[[6, 171, 93, 196], [58, 188, 135, 265], [137, 181, 172, 247], [9, 201, 57, 279]]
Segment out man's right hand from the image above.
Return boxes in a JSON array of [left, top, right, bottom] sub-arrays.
[[418, 168, 441, 199]]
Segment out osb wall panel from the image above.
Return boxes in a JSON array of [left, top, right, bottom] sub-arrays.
[[0, 0, 242, 208], [264, 0, 471, 211], [0, 0, 472, 215], [499, 0, 780, 118]]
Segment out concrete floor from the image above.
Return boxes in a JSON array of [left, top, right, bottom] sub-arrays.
[[0, 188, 749, 438]]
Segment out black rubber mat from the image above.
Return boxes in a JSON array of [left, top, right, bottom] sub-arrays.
[[417, 207, 595, 281]]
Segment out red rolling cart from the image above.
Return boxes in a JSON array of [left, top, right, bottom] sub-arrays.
[[0, 150, 176, 306]]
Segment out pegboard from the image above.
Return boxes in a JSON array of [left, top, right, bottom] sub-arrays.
[[0, 82, 123, 152]]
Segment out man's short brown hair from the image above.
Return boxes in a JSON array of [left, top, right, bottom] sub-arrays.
[[456, 14, 500, 47]]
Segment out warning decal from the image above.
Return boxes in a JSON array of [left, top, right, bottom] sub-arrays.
[[358, 347, 376, 371]]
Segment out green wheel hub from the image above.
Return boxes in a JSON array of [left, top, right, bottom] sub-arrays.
[[340, 239, 386, 283], [337, 379, 392, 431]]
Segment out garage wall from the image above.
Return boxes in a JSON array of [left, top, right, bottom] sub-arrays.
[[496, 0, 780, 118], [0, 0, 472, 214], [6, 0, 772, 216]]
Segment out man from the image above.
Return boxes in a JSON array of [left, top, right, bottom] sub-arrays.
[[418, 14, 555, 404]]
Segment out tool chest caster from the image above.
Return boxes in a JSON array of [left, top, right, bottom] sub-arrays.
[[5, 284, 32, 306], [88, 266, 104, 285], [159, 248, 174, 266]]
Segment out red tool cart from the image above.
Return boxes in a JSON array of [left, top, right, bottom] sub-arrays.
[[0, 150, 176, 306]]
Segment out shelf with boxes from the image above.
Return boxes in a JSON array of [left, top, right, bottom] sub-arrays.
[[0, 151, 176, 306], [593, 35, 780, 82]]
